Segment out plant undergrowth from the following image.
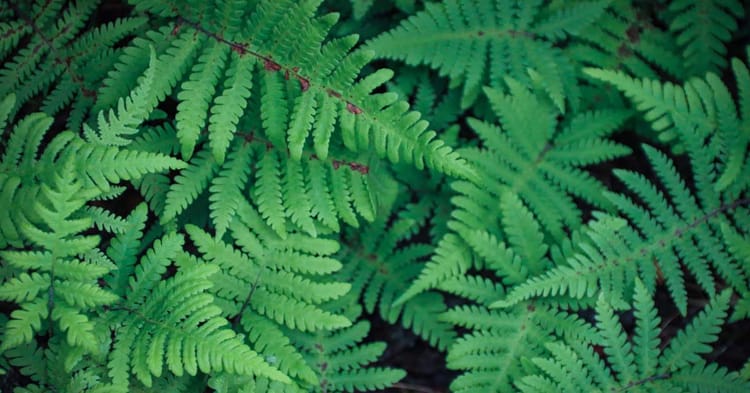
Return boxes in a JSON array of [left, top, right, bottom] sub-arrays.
[[1, 0, 749, 392]]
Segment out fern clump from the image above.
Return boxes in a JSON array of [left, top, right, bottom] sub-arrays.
[[1, 0, 749, 392]]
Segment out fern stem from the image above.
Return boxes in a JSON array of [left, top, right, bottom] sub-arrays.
[[235, 130, 370, 174], [230, 269, 262, 327], [618, 372, 672, 391], [175, 16, 365, 114]]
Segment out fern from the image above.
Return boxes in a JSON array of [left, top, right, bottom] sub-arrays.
[[2, 0, 749, 391], [116, 0, 473, 180], [493, 138, 748, 314], [665, 0, 744, 77], [422, 189, 599, 392], [0, 90, 181, 385], [517, 281, 749, 392], [584, 46, 750, 156], [568, 1, 684, 80], [366, 0, 610, 110], [0, 160, 116, 355], [186, 215, 351, 333], [338, 192, 456, 350], [400, 81, 630, 301], [284, 293, 407, 392], [0, 0, 147, 128], [107, 238, 288, 387], [481, 53, 750, 314]]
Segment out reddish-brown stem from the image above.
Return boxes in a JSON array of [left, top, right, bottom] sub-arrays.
[[176, 16, 362, 114]]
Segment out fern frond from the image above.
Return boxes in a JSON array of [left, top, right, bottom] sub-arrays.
[[490, 214, 632, 309], [585, 50, 749, 157], [68, 137, 187, 192], [660, 289, 731, 372], [111, 259, 288, 386], [326, 367, 406, 393], [402, 83, 629, 302], [495, 139, 747, 315], [188, 227, 349, 331], [176, 40, 228, 159], [666, 0, 744, 77], [208, 55, 254, 164], [162, 146, 219, 223], [520, 283, 746, 392], [568, 2, 684, 80], [0, 162, 116, 355], [240, 313, 318, 385], [105, 203, 148, 298], [670, 361, 750, 393], [187, 213, 351, 330], [470, 84, 629, 237], [366, 0, 609, 110], [288, 295, 405, 392], [209, 141, 253, 237], [594, 292, 635, 384], [83, 47, 158, 147], [444, 303, 594, 393], [0, 1, 145, 127], [283, 158, 318, 237], [253, 150, 288, 237], [338, 196, 456, 349], [122, 0, 473, 179]]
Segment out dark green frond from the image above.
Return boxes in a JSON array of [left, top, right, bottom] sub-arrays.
[[665, 0, 744, 77], [519, 283, 746, 392], [495, 141, 747, 315], [366, 0, 609, 110]]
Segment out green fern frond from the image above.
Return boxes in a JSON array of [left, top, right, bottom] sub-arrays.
[[518, 282, 747, 392], [0, 1, 146, 128], [388, 67, 464, 133], [467, 83, 630, 238], [660, 289, 731, 372], [665, 0, 744, 77], [595, 290, 635, 383], [240, 313, 318, 385], [184, 201, 353, 366], [490, 214, 632, 310], [401, 83, 629, 303], [2, 0, 748, 391], [282, 157, 318, 237], [585, 49, 749, 157], [121, 0, 473, 179], [110, 258, 288, 387], [0, 161, 116, 356], [366, 0, 610, 110], [494, 137, 747, 315], [253, 150, 288, 237], [209, 141, 253, 238], [443, 302, 596, 393], [338, 196, 456, 350], [287, 295, 406, 392], [209, 54, 254, 164], [187, 222, 351, 332], [105, 203, 149, 299], [84, 47, 158, 147], [162, 146, 219, 223], [247, 144, 387, 237], [176, 40, 228, 159], [568, 1, 684, 80]]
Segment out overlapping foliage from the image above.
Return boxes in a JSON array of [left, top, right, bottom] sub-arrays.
[[1, 0, 748, 392]]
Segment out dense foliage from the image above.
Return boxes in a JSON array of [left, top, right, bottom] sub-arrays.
[[1, 0, 749, 392]]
